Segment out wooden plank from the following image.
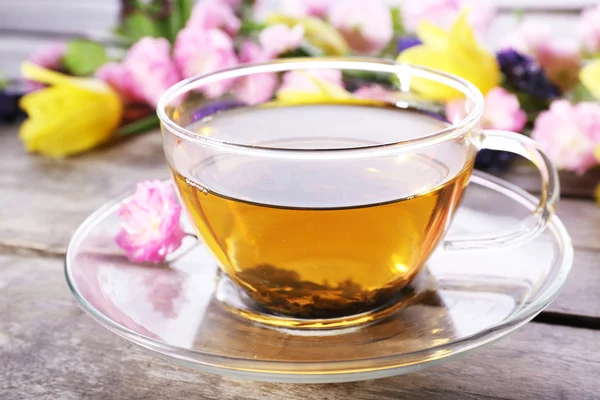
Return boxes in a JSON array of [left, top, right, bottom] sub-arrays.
[[0, 125, 169, 250], [494, 165, 600, 199], [1, 253, 599, 399], [546, 249, 600, 318], [0, 0, 118, 36]]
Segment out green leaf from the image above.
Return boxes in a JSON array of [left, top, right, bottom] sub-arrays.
[[0, 70, 6, 89], [239, 20, 267, 35], [177, 0, 194, 25], [514, 8, 525, 23], [117, 114, 160, 138], [567, 83, 597, 103], [62, 39, 109, 76], [390, 7, 405, 36], [120, 11, 159, 42]]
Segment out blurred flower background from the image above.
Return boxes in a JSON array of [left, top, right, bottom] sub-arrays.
[[3, 0, 600, 178]]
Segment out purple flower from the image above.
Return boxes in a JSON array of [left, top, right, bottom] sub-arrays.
[[0, 81, 27, 123], [397, 36, 422, 54], [192, 100, 242, 122], [496, 49, 560, 99], [475, 150, 515, 170]]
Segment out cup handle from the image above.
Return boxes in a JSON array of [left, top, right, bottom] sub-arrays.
[[443, 129, 560, 251]]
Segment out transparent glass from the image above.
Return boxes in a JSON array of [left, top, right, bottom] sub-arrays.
[[64, 172, 573, 383], [157, 58, 559, 327]]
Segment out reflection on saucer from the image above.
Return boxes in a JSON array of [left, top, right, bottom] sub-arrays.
[[72, 243, 217, 347]]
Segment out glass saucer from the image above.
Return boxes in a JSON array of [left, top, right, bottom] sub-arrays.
[[65, 171, 573, 383]]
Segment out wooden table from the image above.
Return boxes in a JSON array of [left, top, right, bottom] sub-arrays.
[[2, 4, 600, 400], [2, 122, 600, 399]]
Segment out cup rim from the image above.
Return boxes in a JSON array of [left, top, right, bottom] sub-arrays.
[[157, 57, 484, 158]]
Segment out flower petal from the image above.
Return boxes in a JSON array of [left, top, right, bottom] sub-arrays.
[[580, 60, 600, 100], [397, 46, 463, 100]]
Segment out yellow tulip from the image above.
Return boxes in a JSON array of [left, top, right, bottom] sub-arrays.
[[596, 183, 600, 207], [266, 14, 348, 56], [580, 60, 600, 100], [19, 61, 123, 157], [397, 10, 500, 101], [594, 143, 600, 162]]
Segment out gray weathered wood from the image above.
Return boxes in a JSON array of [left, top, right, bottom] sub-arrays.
[[0, 125, 169, 250], [494, 165, 600, 200], [549, 249, 600, 317], [1, 253, 599, 400]]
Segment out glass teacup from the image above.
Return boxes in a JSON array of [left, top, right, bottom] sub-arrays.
[[158, 58, 558, 328]]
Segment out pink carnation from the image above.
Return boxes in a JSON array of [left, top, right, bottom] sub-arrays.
[[532, 100, 600, 174], [259, 24, 305, 56], [96, 62, 144, 104], [96, 37, 180, 107], [280, 0, 333, 18], [187, 0, 240, 35], [328, 0, 392, 54], [501, 21, 581, 91], [402, 0, 496, 36], [234, 41, 277, 105], [221, 0, 241, 8], [353, 84, 399, 103], [25, 42, 67, 91], [252, 0, 271, 21], [446, 87, 526, 132], [501, 20, 551, 56], [115, 180, 186, 264], [537, 40, 581, 91], [29, 42, 66, 70], [279, 69, 343, 93], [174, 27, 238, 98], [578, 4, 600, 55]]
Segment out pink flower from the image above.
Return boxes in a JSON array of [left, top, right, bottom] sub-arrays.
[[252, 0, 271, 21], [279, 69, 343, 93], [402, 0, 496, 36], [578, 4, 600, 55], [29, 42, 66, 70], [234, 41, 277, 105], [25, 42, 67, 91], [353, 84, 399, 103], [280, 0, 333, 18], [221, 0, 241, 8], [328, 0, 392, 54], [115, 180, 186, 264], [537, 40, 581, 91], [532, 100, 600, 174], [446, 87, 526, 132], [500, 20, 551, 56], [97, 37, 180, 107], [187, 0, 240, 35], [96, 62, 144, 103], [501, 21, 581, 91], [259, 24, 305, 56], [174, 27, 238, 97]]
